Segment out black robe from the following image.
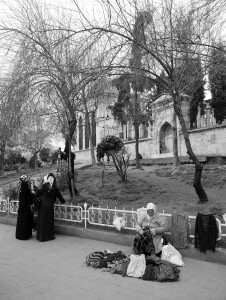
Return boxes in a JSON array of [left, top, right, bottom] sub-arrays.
[[36, 183, 66, 242], [195, 213, 219, 252], [16, 182, 34, 240]]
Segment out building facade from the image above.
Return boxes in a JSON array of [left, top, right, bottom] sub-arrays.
[[75, 93, 226, 163]]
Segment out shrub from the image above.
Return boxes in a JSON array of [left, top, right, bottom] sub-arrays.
[[56, 171, 68, 192], [39, 147, 51, 162], [5, 149, 27, 165], [96, 135, 124, 161], [51, 150, 58, 164], [2, 183, 19, 201]]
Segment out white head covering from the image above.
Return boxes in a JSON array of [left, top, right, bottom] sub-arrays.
[[146, 203, 157, 213], [47, 175, 54, 187], [20, 174, 30, 182], [43, 175, 48, 183], [43, 174, 54, 188]]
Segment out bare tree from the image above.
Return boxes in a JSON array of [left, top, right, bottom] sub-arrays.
[[18, 109, 53, 169], [0, 0, 106, 197], [71, 0, 226, 202], [0, 62, 29, 176]]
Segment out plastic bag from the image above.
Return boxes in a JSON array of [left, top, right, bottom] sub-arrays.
[[223, 213, 226, 224], [113, 217, 126, 231], [161, 243, 185, 267]]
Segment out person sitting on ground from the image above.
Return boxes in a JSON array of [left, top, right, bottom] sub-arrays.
[[133, 203, 167, 257]]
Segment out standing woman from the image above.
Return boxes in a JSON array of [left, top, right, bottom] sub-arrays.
[[36, 173, 66, 242], [16, 175, 35, 240]]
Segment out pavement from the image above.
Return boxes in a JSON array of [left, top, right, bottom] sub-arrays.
[[1, 223, 226, 300]]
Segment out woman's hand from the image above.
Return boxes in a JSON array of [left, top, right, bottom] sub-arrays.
[[150, 228, 156, 235], [138, 229, 144, 235]]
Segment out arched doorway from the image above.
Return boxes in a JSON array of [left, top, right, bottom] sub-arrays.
[[159, 122, 173, 154]]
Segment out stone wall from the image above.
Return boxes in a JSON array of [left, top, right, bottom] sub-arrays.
[[75, 124, 226, 163], [179, 125, 226, 157]]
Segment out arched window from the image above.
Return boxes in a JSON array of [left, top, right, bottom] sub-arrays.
[[159, 122, 173, 154], [79, 116, 83, 150]]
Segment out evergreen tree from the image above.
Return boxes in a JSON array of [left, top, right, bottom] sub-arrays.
[[155, 70, 167, 98], [184, 57, 205, 129], [111, 12, 154, 168], [209, 43, 226, 124]]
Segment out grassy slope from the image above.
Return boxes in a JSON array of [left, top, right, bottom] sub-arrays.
[[69, 164, 226, 219]]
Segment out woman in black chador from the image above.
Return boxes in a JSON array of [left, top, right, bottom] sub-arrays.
[[36, 173, 66, 242], [16, 175, 35, 240]]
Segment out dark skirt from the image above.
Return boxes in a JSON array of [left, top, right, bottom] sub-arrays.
[[16, 205, 33, 240], [36, 199, 55, 242]]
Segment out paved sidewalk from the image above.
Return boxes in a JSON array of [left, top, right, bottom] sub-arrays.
[[1, 224, 226, 300]]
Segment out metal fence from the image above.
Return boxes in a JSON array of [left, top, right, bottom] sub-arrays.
[[1, 198, 225, 239]]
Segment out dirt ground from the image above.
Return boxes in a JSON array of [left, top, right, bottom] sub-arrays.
[[70, 163, 226, 220]]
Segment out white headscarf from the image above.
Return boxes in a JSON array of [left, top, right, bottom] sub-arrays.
[[146, 203, 157, 214], [43, 175, 48, 183], [47, 175, 54, 187], [43, 174, 54, 188]]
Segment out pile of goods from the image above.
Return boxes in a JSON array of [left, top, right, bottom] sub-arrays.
[[85, 250, 181, 282]]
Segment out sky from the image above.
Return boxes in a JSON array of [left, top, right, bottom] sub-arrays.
[[0, 0, 225, 97]]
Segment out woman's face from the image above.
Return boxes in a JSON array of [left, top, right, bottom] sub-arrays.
[[24, 177, 31, 184], [147, 209, 155, 217]]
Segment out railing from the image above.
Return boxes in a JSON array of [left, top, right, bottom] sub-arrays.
[[1, 198, 226, 239]]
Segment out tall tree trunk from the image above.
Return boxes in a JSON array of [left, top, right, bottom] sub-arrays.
[[68, 136, 78, 197], [134, 91, 141, 169], [0, 141, 5, 177], [90, 140, 97, 168], [173, 95, 208, 202], [34, 153, 37, 170], [172, 111, 180, 167], [67, 116, 78, 198], [85, 111, 97, 168], [134, 123, 141, 169]]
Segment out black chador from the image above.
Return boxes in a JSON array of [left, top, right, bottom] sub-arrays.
[[195, 213, 218, 252]]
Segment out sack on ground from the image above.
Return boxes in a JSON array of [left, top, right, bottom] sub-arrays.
[[161, 243, 185, 267], [113, 217, 126, 231]]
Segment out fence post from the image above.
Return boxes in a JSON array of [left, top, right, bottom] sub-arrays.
[[7, 197, 10, 217], [83, 202, 87, 228]]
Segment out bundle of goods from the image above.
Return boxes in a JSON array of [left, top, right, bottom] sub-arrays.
[[85, 250, 181, 282], [85, 250, 129, 273]]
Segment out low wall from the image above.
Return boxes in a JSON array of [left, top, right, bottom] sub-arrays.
[[1, 216, 226, 265], [75, 125, 226, 164], [179, 125, 226, 157]]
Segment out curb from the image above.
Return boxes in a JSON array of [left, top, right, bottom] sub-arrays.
[[2, 217, 226, 265]]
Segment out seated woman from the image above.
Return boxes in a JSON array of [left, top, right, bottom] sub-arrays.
[[133, 203, 167, 257]]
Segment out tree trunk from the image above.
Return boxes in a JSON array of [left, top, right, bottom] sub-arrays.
[[101, 160, 105, 187], [90, 140, 97, 168], [68, 137, 78, 198], [193, 164, 208, 202], [0, 141, 5, 177], [66, 113, 79, 198], [134, 91, 141, 169], [34, 153, 37, 170], [173, 95, 208, 202], [134, 123, 141, 169], [85, 111, 97, 168], [172, 111, 180, 167]]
